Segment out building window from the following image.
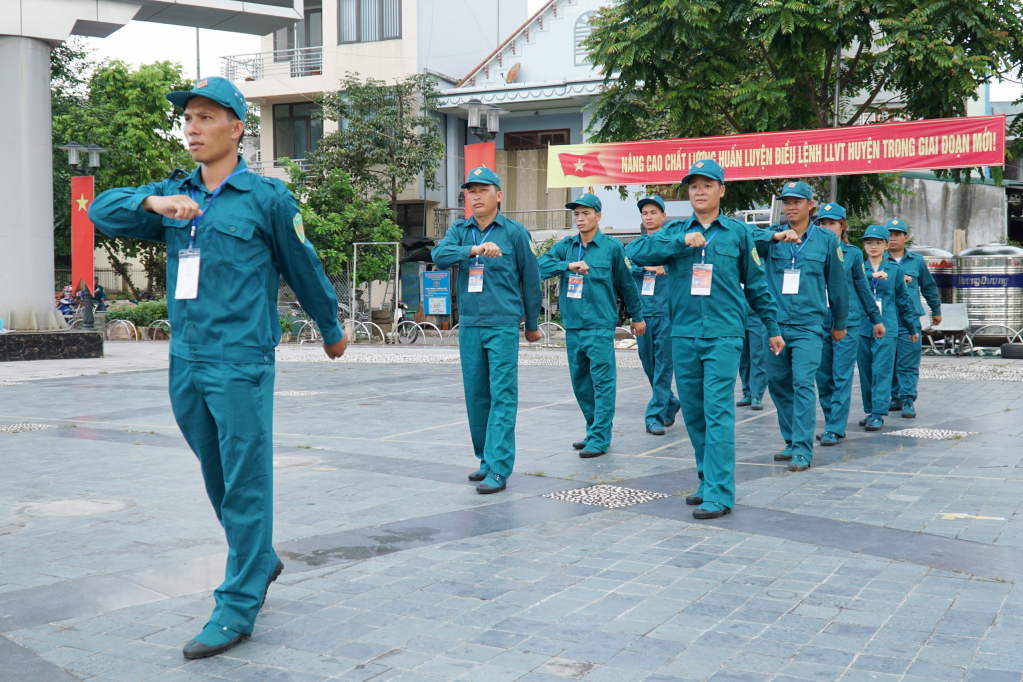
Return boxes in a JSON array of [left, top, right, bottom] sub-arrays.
[[339, 0, 401, 44], [273, 103, 323, 163], [504, 129, 570, 150], [394, 204, 425, 237], [275, 0, 323, 56], [575, 12, 595, 66]]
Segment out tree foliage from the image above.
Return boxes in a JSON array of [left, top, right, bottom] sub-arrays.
[[283, 162, 403, 286], [52, 49, 193, 296], [585, 0, 1023, 216], [313, 73, 445, 210]]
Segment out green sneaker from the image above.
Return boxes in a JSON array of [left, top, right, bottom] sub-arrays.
[[820, 432, 840, 446], [774, 446, 794, 462], [901, 400, 916, 418], [788, 455, 811, 472]]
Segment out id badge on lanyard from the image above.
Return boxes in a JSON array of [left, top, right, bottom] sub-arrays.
[[782, 269, 800, 294], [567, 275, 584, 299], [641, 272, 656, 296], [875, 299, 883, 314], [468, 264, 484, 292], [691, 263, 713, 296], [175, 250, 201, 300]]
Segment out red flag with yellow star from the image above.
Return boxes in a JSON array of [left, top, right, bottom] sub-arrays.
[[558, 152, 606, 178], [71, 175, 95, 296]]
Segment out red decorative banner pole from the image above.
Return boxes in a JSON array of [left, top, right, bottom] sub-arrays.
[[70, 175, 95, 296], [463, 142, 496, 218]]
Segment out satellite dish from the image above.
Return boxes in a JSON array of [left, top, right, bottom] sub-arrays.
[[506, 63, 521, 83]]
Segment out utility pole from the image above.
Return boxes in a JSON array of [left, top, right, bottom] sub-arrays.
[[196, 27, 201, 79], [830, 48, 841, 203]]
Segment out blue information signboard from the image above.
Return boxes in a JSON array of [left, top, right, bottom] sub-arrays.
[[423, 270, 451, 315]]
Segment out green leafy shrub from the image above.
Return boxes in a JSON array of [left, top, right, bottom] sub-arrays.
[[105, 299, 169, 330]]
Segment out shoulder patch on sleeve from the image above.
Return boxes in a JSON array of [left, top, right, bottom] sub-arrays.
[[293, 212, 305, 243], [624, 255, 631, 268], [752, 249, 762, 266], [837, 246, 844, 262]]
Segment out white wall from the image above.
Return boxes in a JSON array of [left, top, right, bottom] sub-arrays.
[[418, 0, 527, 80], [870, 177, 1007, 251]]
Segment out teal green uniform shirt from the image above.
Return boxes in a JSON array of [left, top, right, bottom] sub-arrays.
[[630, 260, 671, 318], [431, 212, 542, 330], [88, 157, 342, 363], [857, 259, 921, 337], [826, 245, 882, 330], [626, 213, 781, 339], [539, 229, 644, 329], [887, 251, 942, 322], [752, 223, 849, 330]]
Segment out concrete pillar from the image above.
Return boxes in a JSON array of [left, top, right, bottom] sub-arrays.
[[446, 113, 459, 208], [0, 37, 57, 330]]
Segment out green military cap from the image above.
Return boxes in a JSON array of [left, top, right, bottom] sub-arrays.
[[779, 180, 814, 199], [682, 159, 725, 184], [817, 203, 847, 221], [566, 193, 602, 212], [167, 76, 247, 121], [637, 195, 666, 212], [884, 218, 908, 233], [862, 224, 890, 241], [461, 166, 502, 189]]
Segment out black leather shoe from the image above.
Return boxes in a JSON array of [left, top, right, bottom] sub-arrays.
[[685, 494, 703, 506], [646, 424, 665, 436], [773, 450, 793, 462], [476, 473, 507, 494], [262, 559, 284, 608], [572, 441, 587, 450], [579, 449, 606, 458], [182, 631, 249, 660], [468, 469, 488, 482]]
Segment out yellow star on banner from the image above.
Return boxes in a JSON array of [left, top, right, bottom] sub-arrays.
[[574, 160, 585, 172], [76, 194, 89, 211]]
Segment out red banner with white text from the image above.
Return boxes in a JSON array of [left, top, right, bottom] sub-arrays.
[[546, 115, 1006, 188]]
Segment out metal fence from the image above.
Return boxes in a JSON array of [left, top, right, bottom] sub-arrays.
[[221, 47, 324, 82], [54, 267, 151, 297]]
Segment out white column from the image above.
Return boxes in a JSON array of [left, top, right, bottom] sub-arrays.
[[446, 113, 459, 208], [0, 37, 56, 330]]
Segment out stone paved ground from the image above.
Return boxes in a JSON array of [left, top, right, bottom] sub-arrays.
[[2, 342, 1023, 682]]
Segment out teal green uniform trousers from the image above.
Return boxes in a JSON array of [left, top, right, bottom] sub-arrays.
[[858, 334, 897, 415], [168, 356, 278, 635], [739, 311, 768, 401], [459, 326, 520, 478], [892, 329, 923, 402], [567, 328, 617, 452], [636, 316, 680, 428], [765, 325, 824, 462], [816, 332, 859, 437], [674, 336, 744, 508]]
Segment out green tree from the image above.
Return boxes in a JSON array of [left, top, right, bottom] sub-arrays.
[[313, 73, 445, 212], [585, 0, 1023, 216], [52, 57, 192, 297], [283, 162, 403, 287]]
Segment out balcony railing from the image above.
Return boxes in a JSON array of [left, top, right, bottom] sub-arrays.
[[249, 159, 311, 176], [222, 47, 324, 82], [434, 208, 573, 233]]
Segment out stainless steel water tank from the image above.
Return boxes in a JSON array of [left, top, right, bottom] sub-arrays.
[[953, 244, 1023, 338], [908, 245, 954, 304]]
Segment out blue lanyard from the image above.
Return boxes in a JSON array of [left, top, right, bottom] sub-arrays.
[[188, 168, 249, 250], [686, 223, 720, 264], [471, 223, 496, 266], [869, 261, 882, 298], [577, 239, 587, 264], [788, 224, 816, 267]]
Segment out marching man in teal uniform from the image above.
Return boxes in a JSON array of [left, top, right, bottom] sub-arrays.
[[539, 193, 646, 458], [431, 167, 543, 493], [857, 224, 920, 430], [627, 160, 783, 518], [885, 218, 942, 419], [89, 77, 347, 659], [752, 181, 848, 472], [632, 195, 681, 435], [813, 203, 883, 446]]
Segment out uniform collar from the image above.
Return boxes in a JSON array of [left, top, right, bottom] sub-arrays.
[[184, 156, 252, 193], [887, 251, 910, 262], [680, 211, 728, 231], [467, 210, 507, 231], [572, 228, 607, 248]]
